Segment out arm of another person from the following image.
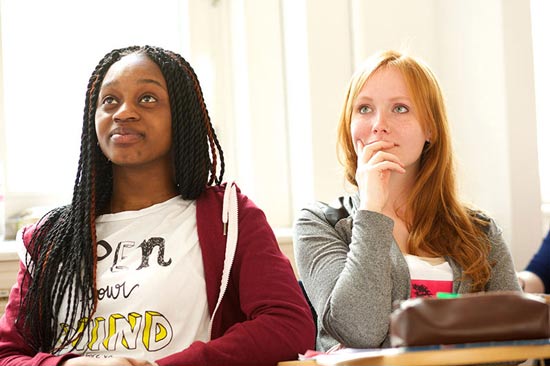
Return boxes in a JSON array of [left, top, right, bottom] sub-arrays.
[[484, 218, 522, 292], [156, 194, 315, 366], [294, 203, 396, 349], [518, 229, 550, 293], [517, 271, 544, 293]]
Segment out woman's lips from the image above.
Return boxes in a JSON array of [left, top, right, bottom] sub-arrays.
[[110, 127, 144, 144], [367, 139, 396, 146]]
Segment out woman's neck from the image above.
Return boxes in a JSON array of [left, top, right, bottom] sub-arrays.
[[110, 165, 179, 213]]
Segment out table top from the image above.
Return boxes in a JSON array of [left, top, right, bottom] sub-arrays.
[[280, 339, 550, 366]]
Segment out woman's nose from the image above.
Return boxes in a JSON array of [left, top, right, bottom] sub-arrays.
[[113, 102, 139, 122], [372, 112, 390, 134]]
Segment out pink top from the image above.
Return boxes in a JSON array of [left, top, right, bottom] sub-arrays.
[[405, 255, 453, 298]]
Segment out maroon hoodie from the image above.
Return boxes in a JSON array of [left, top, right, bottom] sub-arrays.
[[0, 185, 315, 366]]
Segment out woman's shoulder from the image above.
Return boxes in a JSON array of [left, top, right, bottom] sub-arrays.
[[464, 208, 509, 253], [467, 208, 491, 222], [318, 196, 355, 227], [197, 182, 268, 224], [19, 206, 67, 248], [298, 194, 358, 227], [465, 208, 496, 233]]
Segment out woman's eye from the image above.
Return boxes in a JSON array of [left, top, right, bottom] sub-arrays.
[[394, 105, 409, 113], [141, 95, 157, 103], [102, 96, 118, 105], [359, 105, 372, 114]]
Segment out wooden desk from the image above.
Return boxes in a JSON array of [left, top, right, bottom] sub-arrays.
[[280, 339, 550, 366]]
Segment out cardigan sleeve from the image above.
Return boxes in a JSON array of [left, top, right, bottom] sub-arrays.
[[294, 202, 397, 350], [483, 218, 522, 292]]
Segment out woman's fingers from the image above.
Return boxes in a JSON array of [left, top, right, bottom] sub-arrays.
[[355, 161, 406, 185], [356, 140, 396, 165], [62, 357, 137, 366], [127, 358, 158, 366], [355, 140, 406, 212], [356, 140, 405, 174], [364, 160, 406, 175], [368, 151, 405, 170]]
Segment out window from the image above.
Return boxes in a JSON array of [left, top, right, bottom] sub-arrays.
[[530, 0, 550, 227], [0, 0, 308, 235], [1, 0, 187, 195], [3, 1, 545, 243]]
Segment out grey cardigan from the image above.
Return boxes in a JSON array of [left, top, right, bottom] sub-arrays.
[[294, 194, 521, 351]]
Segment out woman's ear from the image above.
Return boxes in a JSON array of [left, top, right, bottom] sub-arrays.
[[425, 129, 432, 143]]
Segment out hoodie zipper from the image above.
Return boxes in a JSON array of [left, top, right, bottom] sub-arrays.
[[208, 181, 239, 339]]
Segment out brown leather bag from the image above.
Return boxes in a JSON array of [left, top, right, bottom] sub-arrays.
[[389, 291, 550, 347]]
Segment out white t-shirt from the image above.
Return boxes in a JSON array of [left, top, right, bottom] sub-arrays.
[[56, 196, 211, 361], [405, 254, 453, 298]]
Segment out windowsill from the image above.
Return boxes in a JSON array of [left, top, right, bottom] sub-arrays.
[[273, 227, 297, 276], [0, 240, 18, 262], [0, 240, 19, 296], [273, 227, 293, 245], [0, 228, 298, 276], [0, 229, 294, 260]]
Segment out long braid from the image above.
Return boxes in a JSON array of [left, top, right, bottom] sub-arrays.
[[169, 50, 224, 185], [209, 128, 225, 185], [149, 46, 225, 189], [19, 45, 225, 352]]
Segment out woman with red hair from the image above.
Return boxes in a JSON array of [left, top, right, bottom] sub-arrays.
[[294, 50, 520, 351]]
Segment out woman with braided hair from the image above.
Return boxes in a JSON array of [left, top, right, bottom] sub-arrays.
[[0, 45, 315, 366]]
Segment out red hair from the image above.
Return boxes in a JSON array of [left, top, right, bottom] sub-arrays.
[[337, 50, 491, 291]]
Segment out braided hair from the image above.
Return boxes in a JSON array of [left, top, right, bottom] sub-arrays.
[[19, 45, 225, 352]]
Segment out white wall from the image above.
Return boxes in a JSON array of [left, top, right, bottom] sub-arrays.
[[0, 0, 544, 269], [256, 0, 541, 268], [434, 0, 540, 268], [278, 0, 542, 269]]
